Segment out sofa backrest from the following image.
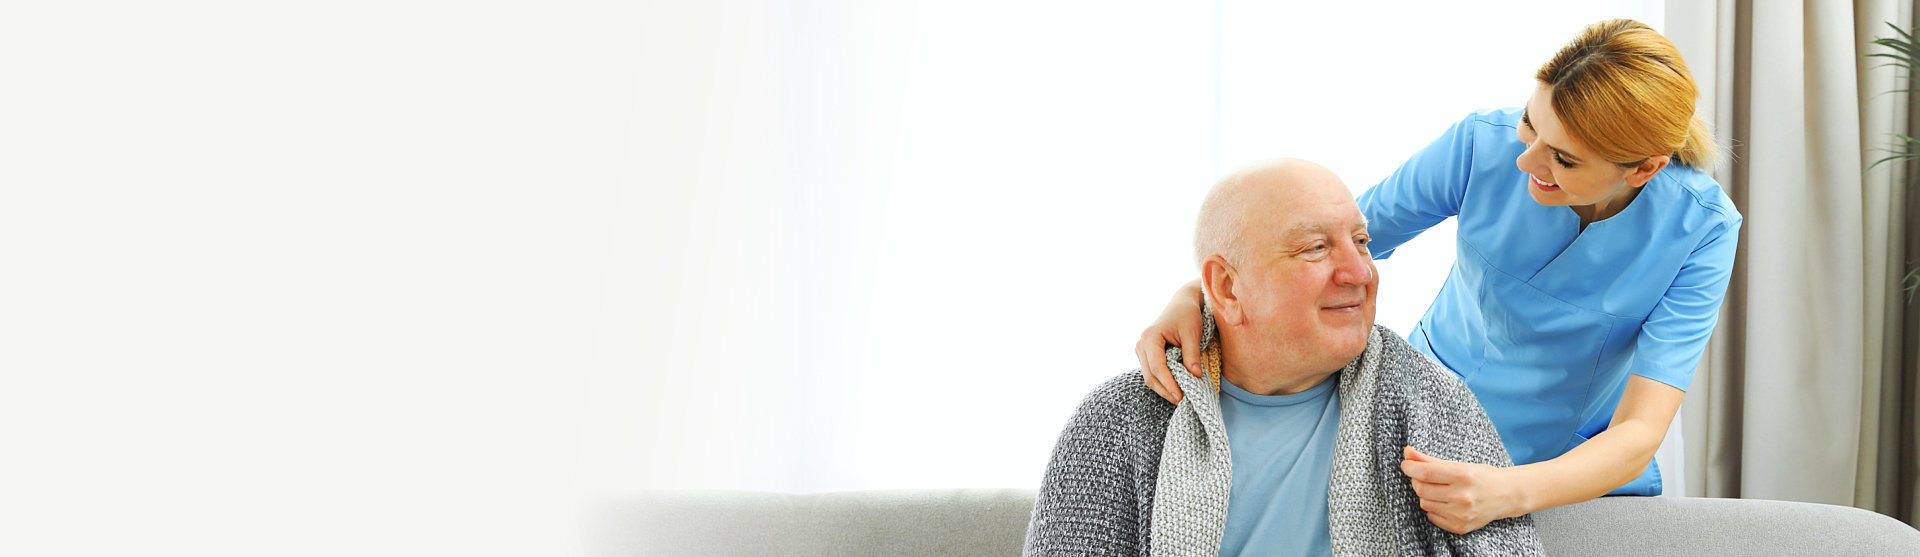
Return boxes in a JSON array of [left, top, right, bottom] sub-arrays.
[[584, 488, 1920, 556], [585, 489, 1032, 557]]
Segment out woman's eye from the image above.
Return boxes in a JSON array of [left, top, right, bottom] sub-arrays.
[[1553, 153, 1575, 168]]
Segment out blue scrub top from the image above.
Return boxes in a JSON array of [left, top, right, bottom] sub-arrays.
[[1356, 108, 1742, 496]]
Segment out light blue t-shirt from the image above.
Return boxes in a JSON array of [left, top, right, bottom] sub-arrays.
[[1218, 373, 1340, 557], [1356, 108, 1741, 495]]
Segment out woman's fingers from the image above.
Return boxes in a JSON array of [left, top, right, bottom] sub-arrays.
[[1136, 342, 1155, 385], [1424, 504, 1477, 535], [1413, 476, 1451, 503], [1141, 351, 1174, 403], [1405, 462, 1462, 486], [1177, 327, 1202, 378], [1156, 361, 1183, 404], [1411, 481, 1456, 506], [1401, 446, 1463, 484], [1401, 459, 1435, 483], [1139, 284, 1205, 403], [1405, 449, 1505, 535], [1142, 369, 1168, 402], [1420, 496, 1468, 521], [1136, 332, 1182, 404], [1427, 512, 1471, 535], [1419, 495, 1472, 534]]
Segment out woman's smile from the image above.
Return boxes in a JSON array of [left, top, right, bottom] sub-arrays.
[[1530, 174, 1561, 192]]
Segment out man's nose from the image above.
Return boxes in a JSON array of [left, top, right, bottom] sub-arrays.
[[1332, 242, 1374, 286]]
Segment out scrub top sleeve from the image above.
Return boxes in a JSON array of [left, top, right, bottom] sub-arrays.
[[1630, 216, 1742, 391], [1356, 113, 1476, 259]]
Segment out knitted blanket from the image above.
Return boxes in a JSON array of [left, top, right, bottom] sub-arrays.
[[1024, 312, 1543, 556], [1149, 308, 1542, 556]]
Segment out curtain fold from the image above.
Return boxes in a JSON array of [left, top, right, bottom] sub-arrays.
[[1667, 0, 1919, 526]]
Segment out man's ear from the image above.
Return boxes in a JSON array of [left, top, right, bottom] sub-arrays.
[[1201, 255, 1244, 326], [1625, 154, 1670, 187]]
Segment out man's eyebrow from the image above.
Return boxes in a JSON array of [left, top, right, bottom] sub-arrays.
[[1285, 220, 1368, 237], [1283, 222, 1327, 238]]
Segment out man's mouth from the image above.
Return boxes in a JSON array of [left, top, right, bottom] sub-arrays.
[[1530, 174, 1561, 191], [1323, 301, 1364, 313]]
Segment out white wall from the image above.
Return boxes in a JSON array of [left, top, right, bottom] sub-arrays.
[[596, 0, 1221, 495], [3, 1, 639, 555]]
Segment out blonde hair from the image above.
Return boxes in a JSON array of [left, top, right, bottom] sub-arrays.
[[1536, 19, 1718, 170]]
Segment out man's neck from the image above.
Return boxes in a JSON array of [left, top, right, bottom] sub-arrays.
[[1211, 324, 1357, 395], [1222, 367, 1335, 396], [1219, 349, 1338, 396]]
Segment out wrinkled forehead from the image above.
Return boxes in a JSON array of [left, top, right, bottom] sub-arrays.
[[1263, 194, 1367, 241]]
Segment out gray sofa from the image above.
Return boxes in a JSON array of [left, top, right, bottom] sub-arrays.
[[586, 488, 1920, 556]]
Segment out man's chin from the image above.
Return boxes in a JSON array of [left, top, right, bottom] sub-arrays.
[[1313, 326, 1371, 366]]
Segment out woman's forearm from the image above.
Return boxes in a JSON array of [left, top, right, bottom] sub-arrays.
[[1506, 375, 1685, 514], [1505, 418, 1665, 513], [1178, 277, 1203, 303]]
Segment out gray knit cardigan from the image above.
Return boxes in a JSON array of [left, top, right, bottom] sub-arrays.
[[1023, 319, 1544, 556]]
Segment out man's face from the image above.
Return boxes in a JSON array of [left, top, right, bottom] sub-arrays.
[[1236, 180, 1377, 371]]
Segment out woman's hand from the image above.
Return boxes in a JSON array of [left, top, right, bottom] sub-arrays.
[[1134, 279, 1207, 404], [1400, 446, 1527, 535]]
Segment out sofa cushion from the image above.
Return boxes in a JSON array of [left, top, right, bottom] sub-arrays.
[[1530, 495, 1920, 556]]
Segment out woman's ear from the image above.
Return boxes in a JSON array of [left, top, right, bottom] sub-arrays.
[[1625, 154, 1670, 187], [1201, 255, 1244, 326]]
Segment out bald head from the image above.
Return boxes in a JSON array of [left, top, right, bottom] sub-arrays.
[[1193, 158, 1353, 269]]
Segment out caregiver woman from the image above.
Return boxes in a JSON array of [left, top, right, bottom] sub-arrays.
[[1134, 19, 1740, 535]]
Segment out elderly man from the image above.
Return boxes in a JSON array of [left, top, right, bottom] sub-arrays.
[[1022, 159, 1543, 556]]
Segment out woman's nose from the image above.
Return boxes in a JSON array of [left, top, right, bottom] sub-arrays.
[[1516, 142, 1547, 175]]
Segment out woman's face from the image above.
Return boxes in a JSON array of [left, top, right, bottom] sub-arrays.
[[1514, 84, 1645, 216]]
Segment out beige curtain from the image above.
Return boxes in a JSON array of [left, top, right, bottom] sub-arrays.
[[1667, 0, 1919, 525]]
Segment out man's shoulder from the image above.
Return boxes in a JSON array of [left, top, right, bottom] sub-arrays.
[[1368, 325, 1513, 467], [1069, 371, 1175, 428], [1368, 325, 1469, 391]]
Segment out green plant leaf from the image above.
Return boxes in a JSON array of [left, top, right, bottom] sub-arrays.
[[1905, 266, 1920, 303], [1868, 22, 1920, 303], [1889, 22, 1918, 43]]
